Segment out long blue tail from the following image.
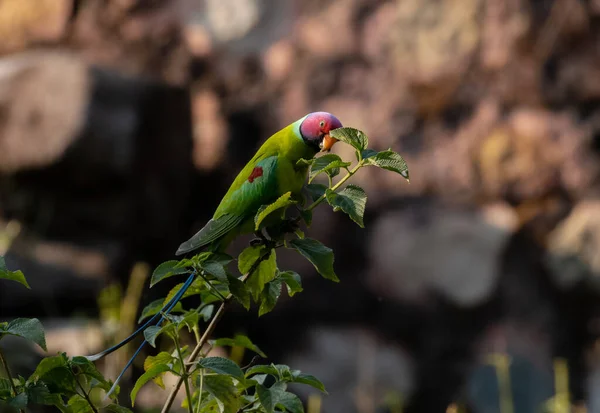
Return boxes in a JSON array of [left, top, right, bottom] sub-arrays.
[[85, 273, 196, 397]]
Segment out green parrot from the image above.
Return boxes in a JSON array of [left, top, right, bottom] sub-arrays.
[[176, 111, 343, 255], [85, 112, 342, 396]]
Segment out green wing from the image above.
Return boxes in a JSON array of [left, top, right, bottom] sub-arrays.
[[176, 155, 281, 255]]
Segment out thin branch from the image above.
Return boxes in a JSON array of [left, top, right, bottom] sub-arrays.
[[0, 347, 24, 413], [160, 251, 270, 413], [306, 162, 363, 211], [73, 371, 99, 413], [173, 333, 193, 413]]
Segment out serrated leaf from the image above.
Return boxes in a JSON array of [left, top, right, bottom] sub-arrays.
[[247, 249, 277, 302], [293, 373, 327, 393], [259, 279, 282, 317], [255, 192, 297, 231], [0, 318, 47, 351], [309, 154, 351, 181], [130, 364, 171, 406], [29, 355, 68, 382], [201, 261, 228, 282], [143, 323, 175, 348], [150, 260, 189, 287], [204, 375, 240, 413], [257, 382, 287, 413], [144, 352, 175, 389], [8, 392, 28, 409], [39, 367, 77, 394], [199, 304, 215, 321], [279, 271, 303, 297], [70, 357, 105, 383], [213, 335, 267, 358], [0, 378, 12, 398], [227, 274, 250, 310], [289, 239, 338, 282], [325, 184, 367, 228], [306, 184, 327, 202], [363, 150, 409, 180], [330, 127, 368, 151], [361, 148, 378, 159], [26, 382, 59, 406], [0, 257, 29, 289], [197, 357, 244, 381], [138, 299, 184, 323], [246, 364, 279, 377], [67, 394, 94, 413], [238, 245, 264, 274], [278, 392, 305, 413]]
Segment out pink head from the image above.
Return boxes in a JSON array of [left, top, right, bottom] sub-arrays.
[[299, 112, 343, 152]]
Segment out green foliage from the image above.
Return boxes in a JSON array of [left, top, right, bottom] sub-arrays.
[[329, 126, 368, 151], [0, 318, 47, 351], [0, 126, 409, 413], [0, 257, 29, 289], [325, 184, 367, 228]]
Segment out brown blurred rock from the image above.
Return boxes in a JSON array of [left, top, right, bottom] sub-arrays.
[[0, 51, 89, 172]]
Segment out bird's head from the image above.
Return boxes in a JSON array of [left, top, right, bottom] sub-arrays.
[[299, 112, 343, 152]]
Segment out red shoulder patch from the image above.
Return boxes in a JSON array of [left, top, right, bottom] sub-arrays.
[[248, 166, 263, 183]]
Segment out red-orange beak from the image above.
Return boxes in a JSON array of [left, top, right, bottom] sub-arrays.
[[320, 133, 338, 152]]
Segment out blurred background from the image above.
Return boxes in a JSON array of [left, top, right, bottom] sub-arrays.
[[1, 0, 600, 412]]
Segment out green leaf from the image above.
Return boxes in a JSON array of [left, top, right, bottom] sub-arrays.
[[201, 261, 228, 282], [39, 367, 77, 394], [279, 271, 303, 297], [150, 260, 189, 287], [259, 279, 282, 317], [70, 357, 106, 383], [213, 335, 267, 358], [227, 274, 250, 310], [0, 257, 29, 289], [204, 375, 240, 413], [105, 404, 134, 413], [0, 318, 47, 351], [299, 209, 312, 226], [67, 394, 94, 413], [29, 355, 68, 382], [199, 304, 215, 321], [143, 323, 175, 348], [255, 192, 297, 231], [246, 364, 279, 378], [289, 239, 338, 282], [144, 352, 175, 389], [238, 245, 264, 274], [360, 148, 378, 159], [293, 373, 327, 394], [138, 298, 184, 323], [278, 392, 305, 413], [130, 364, 171, 406], [257, 382, 287, 413], [26, 382, 60, 406], [329, 127, 368, 151], [363, 149, 409, 181], [247, 249, 277, 301], [0, 378, 12, 398], [9, 392, 28, 410], [306, 184, 327, 202], [309, 154, 351, 181], [197, 357, 244, 381], [325, 184, 367, 228]]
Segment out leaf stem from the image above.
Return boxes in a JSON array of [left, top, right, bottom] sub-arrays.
[[195, 370, 204, 413], [0, 347, 24, 413], [160, 250, 271, 413], [197, 270, 227, 301], [307, 161, 363, 211], [173, 333, 193, 413], [73, 371, 99, 413]]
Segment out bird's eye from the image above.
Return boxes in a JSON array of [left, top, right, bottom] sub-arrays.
[[319, 120, 325, 128]]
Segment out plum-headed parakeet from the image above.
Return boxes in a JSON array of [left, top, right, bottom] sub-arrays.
[[86, 112, 342, 394], [176, 111, 343, 255]]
